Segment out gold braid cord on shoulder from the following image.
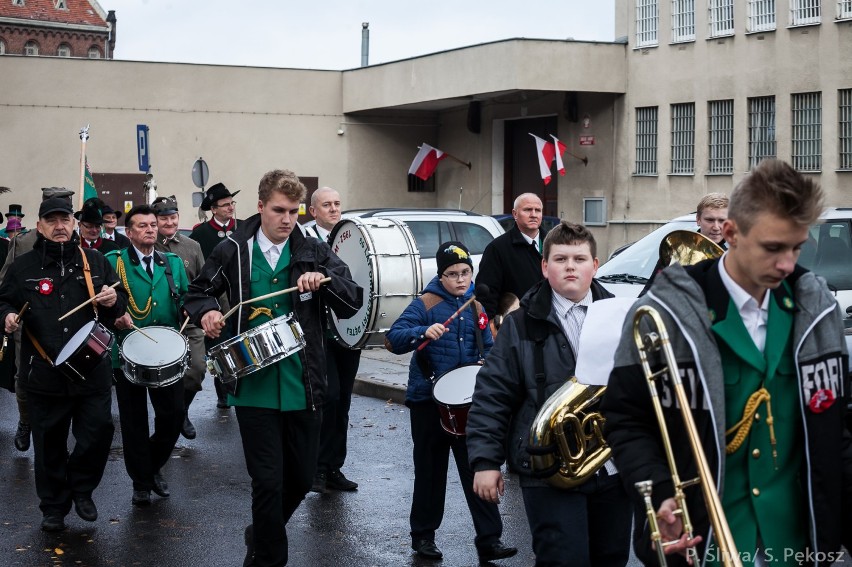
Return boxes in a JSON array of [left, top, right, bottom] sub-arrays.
[[116, 255, 152, 320]]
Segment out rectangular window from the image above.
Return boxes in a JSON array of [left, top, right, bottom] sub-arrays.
[[840, 89, 852, 170], [790, 0, 821, 25], [672, 0, 696, 42], [583, 198, 607, 226], [708, 100, 734, 173], [839, 1, 852, 19], [748, 96, 777, 169], [671, 103, 695, 174], [791, 92, 822, 172], [748, 0, 776, 31], [636, 0, 659, 47], [635, 106, 659, 175], [709, 0, 735, 36]]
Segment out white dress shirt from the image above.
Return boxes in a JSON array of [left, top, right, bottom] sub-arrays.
[[520, 230, 541, 252], [256, 228, 287, 271], [718, 253, 770, 353]]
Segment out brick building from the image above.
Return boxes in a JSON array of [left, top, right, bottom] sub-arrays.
[[0, 0, 114, 59]]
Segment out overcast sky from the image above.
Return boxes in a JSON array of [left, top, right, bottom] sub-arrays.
[[104, 0, 616, 70]]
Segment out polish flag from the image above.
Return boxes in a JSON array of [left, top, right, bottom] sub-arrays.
[[551, 135, 567, 176], [529, 134, 553, 185], [408, 144, 448, 180]]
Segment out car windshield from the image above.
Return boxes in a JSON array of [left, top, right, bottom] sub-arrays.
[[798, 219, 852, 291], [597, 221, 694, 280]]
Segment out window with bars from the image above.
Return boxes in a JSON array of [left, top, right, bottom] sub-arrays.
[[840, 89, 852, 169], [748, 96, 776, 169], [791, 92, 822, 172], [748, 0, 776, 31], [24, 40, 38, 56], [671, 103, 695, 174], [709, 100, 734, 173], [636, 0, 659, 47], [839, 0, 852, 19], [57, 43, 70, 57], [635, 107, 659, 175], [672, 0, 695, 42], [790, 0, 821, 25], [709, 0, 735, 36]]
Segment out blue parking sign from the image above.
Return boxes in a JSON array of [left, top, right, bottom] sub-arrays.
[[137, 124, 150, 172]]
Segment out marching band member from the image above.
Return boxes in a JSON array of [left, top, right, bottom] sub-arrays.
[[601, 159, 852, 566], [386, 241, 517, 563], [183, 169, 361, 567], [100, 203, 131, 249], [106, 205, 189, 507], [76, 198, 120, 254], [0, 196, 125, 531], [467, 222, 631, 567], [696, 193, 729, 249]]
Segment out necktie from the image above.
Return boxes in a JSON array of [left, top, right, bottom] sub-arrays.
[[143, 255, 153, 279]]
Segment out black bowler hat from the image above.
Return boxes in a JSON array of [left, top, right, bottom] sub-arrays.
[[74, 198, 105, 225], [200, 182, 240, 211], [7, 204, 24, 218], [100, 202, 123, 220]]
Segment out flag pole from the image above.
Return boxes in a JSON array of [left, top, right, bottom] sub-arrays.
[[566, 150, 589, 166], [78, 125, 90, 209], [443, 152, 471, 170]]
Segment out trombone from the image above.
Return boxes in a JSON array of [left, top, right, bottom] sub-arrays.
[[633, 305, 741, 567]]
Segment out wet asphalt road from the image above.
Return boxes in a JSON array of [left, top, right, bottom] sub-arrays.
[[0, 385, 544, 567]]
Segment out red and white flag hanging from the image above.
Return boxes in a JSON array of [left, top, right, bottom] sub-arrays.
[[551, 135, 567, 177], [529, 133, 554, 185], [408, 143, 448, 181]]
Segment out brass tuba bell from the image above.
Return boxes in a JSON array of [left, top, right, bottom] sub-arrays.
[[659, 230, 724, 267]]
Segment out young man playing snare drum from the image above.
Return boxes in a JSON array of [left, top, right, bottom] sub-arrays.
[[183, 169, 361, 567], [385, 241, 517, 563]]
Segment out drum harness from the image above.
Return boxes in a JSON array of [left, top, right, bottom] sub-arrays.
[[415, 292, 485, 383]]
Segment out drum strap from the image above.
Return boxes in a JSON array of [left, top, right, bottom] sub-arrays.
[[159, 253, 180, 301], [472, 300, 485, 361], [25, 328, 54, 365], [79, 247, 98, 317], [526, 312, 551, 409]]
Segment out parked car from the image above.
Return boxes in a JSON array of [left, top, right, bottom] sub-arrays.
[[596, 208, 852, 323], [492, 213, 561, 236]]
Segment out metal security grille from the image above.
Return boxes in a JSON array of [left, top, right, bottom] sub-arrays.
[[672, 0, 696, 42], [840, 0, 852, 19], [748, 0, 776, 31], [792, 92, 822, 172], [748, 96, 777, 168], [709, 0, 735, 37], [636, 0, 659, 47], [671, 103, 695, 174], [839, 89, 852, 169], [635, 107, 659, 175], [709, 100, 734, 173], [790, 0, 821, 25]]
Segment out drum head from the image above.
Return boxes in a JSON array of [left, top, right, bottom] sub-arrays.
[[55, 320, 97, 365], [432, 365, 480, 406], [122, 326, 187, 366]]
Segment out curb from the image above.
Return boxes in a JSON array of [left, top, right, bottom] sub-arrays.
[[353, 376, 406, 405]]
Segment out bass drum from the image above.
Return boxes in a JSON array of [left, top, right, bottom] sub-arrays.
[[328, 217, 422, 349]]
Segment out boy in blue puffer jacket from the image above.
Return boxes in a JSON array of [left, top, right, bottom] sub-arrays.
[[386, 241, 517, 564]]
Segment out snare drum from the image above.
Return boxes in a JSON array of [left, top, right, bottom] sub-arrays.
[[206, 313, 306, 383], [55, 320, 114, 383], [328, 217, 421, 349], [432, 365, 480, 436], [120, 326, 189, 388]]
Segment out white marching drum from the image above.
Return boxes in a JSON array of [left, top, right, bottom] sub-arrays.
[[120, 326, 189, 388], [328, 217, 422, 349], [432, 364, 480, 436]]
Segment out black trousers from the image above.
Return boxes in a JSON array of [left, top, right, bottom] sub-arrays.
[[317, 341, 360, 474], [236, 406, 321, 567], [113, 369, 184, 491], [28, 388, 114, 516], [408, 401, 503, 547], [521, 472, 632, 567]]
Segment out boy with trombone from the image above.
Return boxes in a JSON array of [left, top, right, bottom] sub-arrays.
[[602, 159, 852, 566]]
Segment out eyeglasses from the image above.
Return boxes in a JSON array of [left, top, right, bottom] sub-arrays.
[[442, 269, 472, 280], [213, 201, 236, 209]]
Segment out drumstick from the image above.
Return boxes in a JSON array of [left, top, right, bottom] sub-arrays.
[[15, 302, 29, 322], [58, 281, 121, 321], [179, 317, 190, 334], [131, 324, 158, 343], [220, 277, 332, 323], [416, 295, 477, 352]]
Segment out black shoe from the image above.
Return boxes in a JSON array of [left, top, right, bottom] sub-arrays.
[[412, 539, 443, 560], [311, 472, 328, 494], [181, 415, 197, 440], [14, 421, 30, 452], [214, 378, 230, 409], [477, 541, 518, 563], [41, 514, 66, 532], [326, 469, 358, 491], [152, 472, 170, 498], [132, 490, 151, 506], [72, 495, 98, 522], [243, 524, 255, 567]]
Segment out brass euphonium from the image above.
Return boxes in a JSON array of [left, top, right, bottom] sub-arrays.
[[633, 306, 742, 567], [527, 377, 610, 489]]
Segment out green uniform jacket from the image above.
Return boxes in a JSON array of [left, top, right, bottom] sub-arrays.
[[105, 248, 189, 367]]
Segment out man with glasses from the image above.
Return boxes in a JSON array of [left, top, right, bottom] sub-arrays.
[[100, 203, 131, 249], [75, 198, 120, 255]]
